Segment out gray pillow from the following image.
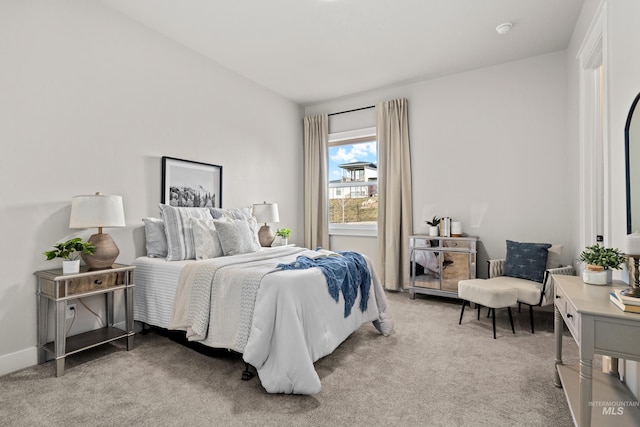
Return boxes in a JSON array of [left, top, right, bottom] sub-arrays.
[[142, 217, 168, 258], [190, 218, 224, 259], [159, 204, 213, 261], [214, 218, 260, 256], [209, 207, 252, 220]]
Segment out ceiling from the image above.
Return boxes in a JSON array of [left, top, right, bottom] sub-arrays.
[[99, 0, 585, 106]]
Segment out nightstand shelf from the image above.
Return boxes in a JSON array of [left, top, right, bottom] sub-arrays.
[[42, 326, 129, 357], [35, 263, 135, 377]]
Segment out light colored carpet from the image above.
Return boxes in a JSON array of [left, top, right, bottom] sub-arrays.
[[1, 292, 580, 426]]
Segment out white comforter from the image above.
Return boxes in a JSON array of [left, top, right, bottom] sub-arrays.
[[169, 247, 393, 394]]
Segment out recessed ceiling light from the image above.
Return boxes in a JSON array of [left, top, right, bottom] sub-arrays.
[[496, 22, 513, 35]]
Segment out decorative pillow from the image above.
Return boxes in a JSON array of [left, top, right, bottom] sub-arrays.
[[142, 218, 168, 258], [214, 218, 260, 256], [159, 204, 213, 261], [209, 207, 252, 221], [546, 244, 564, 269], [190, 218, 224, 259], [504, 240, 551, 283]]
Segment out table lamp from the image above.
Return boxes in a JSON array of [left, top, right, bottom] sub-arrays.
[[252, 202, 279, 247], [69, 192, 125, 270]]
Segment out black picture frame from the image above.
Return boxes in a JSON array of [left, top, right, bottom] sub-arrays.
[[161, 156, 222, 208]]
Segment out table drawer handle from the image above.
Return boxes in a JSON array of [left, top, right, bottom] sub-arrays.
[[94, 279, 103, 285], [567, 313, 573, 318], [556, 295, 561, 299]]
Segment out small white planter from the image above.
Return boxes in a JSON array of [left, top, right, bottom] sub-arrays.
[[582, 268, 612, 285], [62, 260, 80, 274], [428, 226, 439, 237]]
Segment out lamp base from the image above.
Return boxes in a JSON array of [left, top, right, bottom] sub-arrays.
[[82, 233, 119, 270], [258, 225, 275, 247]]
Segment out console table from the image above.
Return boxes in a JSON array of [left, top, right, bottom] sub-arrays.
[[553, 274, 640, 426], [35, 263, 135, 377]]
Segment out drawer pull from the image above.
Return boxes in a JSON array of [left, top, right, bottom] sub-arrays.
[[567, 314, 573, 319], [94, 279, 103, 285], [555, 295, 561, 299]]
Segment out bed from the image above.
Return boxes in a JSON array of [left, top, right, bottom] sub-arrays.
[[133, 205, 393, 394]]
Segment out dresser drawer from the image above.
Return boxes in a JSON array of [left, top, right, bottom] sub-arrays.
[[41, 271, 128, 298], [555, 286, 580, 343], [444, 240, 471, 250]]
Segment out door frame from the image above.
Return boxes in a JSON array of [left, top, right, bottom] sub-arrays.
[[578, 1, 609, 251]]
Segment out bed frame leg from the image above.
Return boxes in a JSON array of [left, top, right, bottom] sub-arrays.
[[242, 362, 254, 381]]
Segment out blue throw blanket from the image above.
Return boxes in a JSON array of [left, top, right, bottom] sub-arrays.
[[277, 251, 371, 317]]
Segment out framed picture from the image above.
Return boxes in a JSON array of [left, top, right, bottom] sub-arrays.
[[161, 156, 222, 208]]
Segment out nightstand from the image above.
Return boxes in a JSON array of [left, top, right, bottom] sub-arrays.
[[34, 263, 135, 377]]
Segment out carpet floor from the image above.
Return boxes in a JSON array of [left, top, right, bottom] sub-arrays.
[[1, 291, 581, 426]]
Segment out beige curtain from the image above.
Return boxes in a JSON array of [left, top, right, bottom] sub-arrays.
[[377, 99, 413, 291], [303, 114, 330, 249]]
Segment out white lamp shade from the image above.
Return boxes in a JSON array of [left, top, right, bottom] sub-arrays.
[[69, 194, 126, 229], [252, 202, 279, 224]]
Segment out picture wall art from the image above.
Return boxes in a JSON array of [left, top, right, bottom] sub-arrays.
[[161, 156, 222, 208]]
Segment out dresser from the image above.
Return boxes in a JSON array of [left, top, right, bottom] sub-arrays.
[[408, 235, 478, 299], [553, 275, 640, 426]]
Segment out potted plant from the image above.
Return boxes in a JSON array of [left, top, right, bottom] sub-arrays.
[[44, 237, 96, 274], [426, 216, 440, 237], [578, 244, 626, 285], [275, 228, 291, 246]]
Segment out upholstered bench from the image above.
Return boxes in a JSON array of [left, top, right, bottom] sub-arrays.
[[458, 279, 517, 339]]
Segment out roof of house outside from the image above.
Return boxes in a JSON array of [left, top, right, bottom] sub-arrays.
[[338, 162, 377, 171]]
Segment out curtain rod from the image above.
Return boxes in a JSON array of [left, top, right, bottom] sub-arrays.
[[328, 105, 375, 117]]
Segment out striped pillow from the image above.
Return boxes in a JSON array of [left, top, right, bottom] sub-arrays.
[[159, 204, 213, 261]]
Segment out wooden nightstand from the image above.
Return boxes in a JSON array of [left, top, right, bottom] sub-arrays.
[[34, 263, 135, 377]]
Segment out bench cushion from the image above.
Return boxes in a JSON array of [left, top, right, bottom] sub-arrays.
[[481, 276, 542, 306], [458, 279, 518, 309]]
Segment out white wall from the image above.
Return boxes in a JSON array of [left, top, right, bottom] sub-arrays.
[[604, 0, 640, 398], [306, 51, 573, 276], [565, 0, 640, 399], [0, 0, 303, 375]]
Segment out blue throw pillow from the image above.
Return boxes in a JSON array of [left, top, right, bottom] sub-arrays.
[[504, 240, 551, 283]]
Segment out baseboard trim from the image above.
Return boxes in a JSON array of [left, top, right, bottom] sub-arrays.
[[0, 346, 38, 377]]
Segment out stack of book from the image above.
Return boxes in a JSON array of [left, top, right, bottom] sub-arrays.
[[609, 288, 640, 313]]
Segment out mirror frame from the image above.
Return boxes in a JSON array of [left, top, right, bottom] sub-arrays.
[[625, 92, 640, 234]]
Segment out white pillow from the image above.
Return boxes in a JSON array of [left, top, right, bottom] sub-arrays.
[[546, 244, 564, 269], [190, 218, 224, 259], [159, 204, 213, 261], [142, 217, 168, 258], [214, 218, 260, 256]]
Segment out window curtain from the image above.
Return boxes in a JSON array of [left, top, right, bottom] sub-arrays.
[[303, 114, 330, 250], [377, 99, 413, 291]]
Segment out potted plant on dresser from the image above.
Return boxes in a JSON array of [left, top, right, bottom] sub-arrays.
[[44, 237, 96, 274], [579, 244, 626, 285], [426, 216, 440, 237]]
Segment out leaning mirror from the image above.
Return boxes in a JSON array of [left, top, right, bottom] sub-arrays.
[[625, 92, 640, 234]]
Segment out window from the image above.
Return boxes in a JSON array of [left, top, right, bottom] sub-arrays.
[[328, 127, 377, 236]]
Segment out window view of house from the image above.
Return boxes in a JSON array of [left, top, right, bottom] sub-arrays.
[[328, 139, 377, 225]]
